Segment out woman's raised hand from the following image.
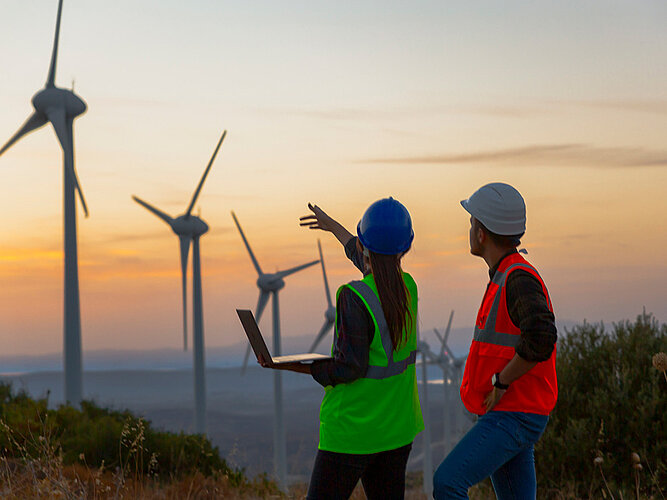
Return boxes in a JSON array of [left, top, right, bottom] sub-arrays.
[[300, 203, 336, 233], [300, 203, 355, 246]]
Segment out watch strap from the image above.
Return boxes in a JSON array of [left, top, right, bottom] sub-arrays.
[[493, 372, 510, 390]]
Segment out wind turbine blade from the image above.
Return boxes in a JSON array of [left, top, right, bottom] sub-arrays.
[[230, 211, 263, 275], [433, 327, 449, 360], [67, 118, 88, 217], [132, 196, 174, 225], [47, 0, 64, 87], [48, 108, 88, 217], [179, 235, 191, 351], [255, 291, 270, 323], [0, 113, 47, 157], [309, 319, 334, 353], [444, 310, 454, 344], [318, 240, 333, 308], [185, 130, 226, 217], [275, 259, 319, 279]]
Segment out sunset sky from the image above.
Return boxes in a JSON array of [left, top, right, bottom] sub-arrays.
[[0, 0, 665, 357]]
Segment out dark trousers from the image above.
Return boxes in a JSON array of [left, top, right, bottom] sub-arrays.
[[306, 442, 412, 500]]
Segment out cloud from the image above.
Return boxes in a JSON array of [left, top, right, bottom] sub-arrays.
[[0, 249, 62, 262], [258, 103, 540, 123], [93, 231, 168, 245], [566, 99, 667, 116], [95, 96, 168, 109], [361, 144, 667, 168]]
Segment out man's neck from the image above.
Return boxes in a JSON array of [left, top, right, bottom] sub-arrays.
[[482, 245, 515, 271]]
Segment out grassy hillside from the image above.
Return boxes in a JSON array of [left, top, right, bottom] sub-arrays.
[[0, 385, 282, 498], [0, 311, 664, 498]]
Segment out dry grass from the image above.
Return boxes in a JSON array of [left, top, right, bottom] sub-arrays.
[[0, 459, 286, 499], [0, 413, 281, 499]]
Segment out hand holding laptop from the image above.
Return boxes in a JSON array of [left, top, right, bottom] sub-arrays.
[[257, 352, 313, 374], [238, 309, 331, 374]]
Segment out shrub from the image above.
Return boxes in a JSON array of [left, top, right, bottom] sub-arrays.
[[536, 311, 666, 498], [0, 387, 242, 482]]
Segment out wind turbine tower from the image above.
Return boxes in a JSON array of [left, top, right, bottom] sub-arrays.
[[133, 130, 227, 434], [0, 0, 88, 405], [231, 212, 319, 491]]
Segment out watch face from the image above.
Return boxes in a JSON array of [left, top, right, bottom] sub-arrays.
[[492, 373, 508, 389]]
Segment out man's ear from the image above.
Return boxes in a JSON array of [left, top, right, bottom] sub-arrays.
[[476, 226, 486, 246]]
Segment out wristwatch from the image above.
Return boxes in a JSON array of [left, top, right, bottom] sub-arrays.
[[492, 372, 510, 390]]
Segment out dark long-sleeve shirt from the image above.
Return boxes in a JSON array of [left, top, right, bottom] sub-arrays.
[[490, 250, 558, 362], [311, 238, 374, 388], [310, 243, 557, 387]]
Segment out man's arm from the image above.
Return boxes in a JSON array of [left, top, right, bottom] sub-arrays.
[[485, 270, 557, 411], [484, 354, 537, 411], [508, 270, 557, 362]]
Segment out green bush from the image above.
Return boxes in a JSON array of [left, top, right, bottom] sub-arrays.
[[536, 312, 666, 498], [0, 387, 244, 483]]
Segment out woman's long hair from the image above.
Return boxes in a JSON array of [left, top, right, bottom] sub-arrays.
[[369, 250, 413, 351]]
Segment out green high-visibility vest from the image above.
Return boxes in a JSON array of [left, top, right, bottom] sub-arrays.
[[318, 271, 424, 454]]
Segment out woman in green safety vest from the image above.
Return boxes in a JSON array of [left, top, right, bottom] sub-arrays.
[[261, 198, 424, 499]]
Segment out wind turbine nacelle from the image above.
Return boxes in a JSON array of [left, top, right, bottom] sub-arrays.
[[172, 216, 209, 236], [32, 87, 86, 118], [257, 274, 285, 292], [325, 307, 336, 322]]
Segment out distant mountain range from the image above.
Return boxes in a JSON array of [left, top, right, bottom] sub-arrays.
[[1, 321, 577, 374]]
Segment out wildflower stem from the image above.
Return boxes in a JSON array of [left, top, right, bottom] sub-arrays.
[[597, 464, 616, 500]]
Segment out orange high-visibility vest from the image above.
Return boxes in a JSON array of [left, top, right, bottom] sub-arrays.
[[460, 253, 557, 416]]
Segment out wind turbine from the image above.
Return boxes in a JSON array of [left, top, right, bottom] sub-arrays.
[[132, 129, 227, 434], [231, 211, 319, 491], [417, 318, 434, 497], [1, 0, 88, 405], [309, 240, 335, 352], [433, 310, 469, 454]]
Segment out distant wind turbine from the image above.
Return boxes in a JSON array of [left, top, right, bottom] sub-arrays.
[[309, 240, 336, 352], [133, 129, 227, 434], [231, 211, 319, 491], [0, 0, 88, 405], [417, 316, 434, 497], [433, 310, 469, 453]]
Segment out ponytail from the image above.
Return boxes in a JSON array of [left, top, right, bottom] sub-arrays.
[[369, 250, 412, 351]]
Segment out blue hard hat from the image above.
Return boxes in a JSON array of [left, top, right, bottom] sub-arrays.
[[357, 197, 414, 255]]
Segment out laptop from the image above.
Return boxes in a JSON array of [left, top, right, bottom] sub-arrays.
[[236, 309, 332, 366]]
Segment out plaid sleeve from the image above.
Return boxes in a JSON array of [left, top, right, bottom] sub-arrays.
[[344, 237, 366, 274], [310, 286, 373, 387], [506, 270, 558, 362]]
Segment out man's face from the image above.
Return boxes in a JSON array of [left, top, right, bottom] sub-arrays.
[[469, 216, 483, 257]]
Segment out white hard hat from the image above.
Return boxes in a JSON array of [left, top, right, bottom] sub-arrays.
[[460, 182, 526, 235]]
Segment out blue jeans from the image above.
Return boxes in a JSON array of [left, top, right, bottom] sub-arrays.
[[433, 411, 549, 500]]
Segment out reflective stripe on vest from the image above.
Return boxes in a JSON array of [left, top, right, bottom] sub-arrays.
[[346, 279, 417, 379], [473, 263, 543, 348]]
